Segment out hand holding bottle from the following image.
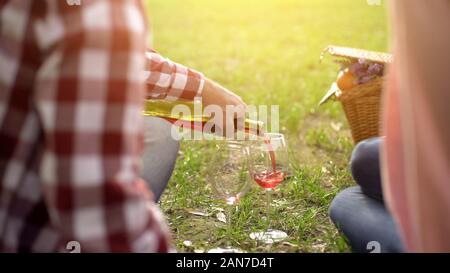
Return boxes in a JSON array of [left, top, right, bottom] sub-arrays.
[[201, 78, 247, 136]]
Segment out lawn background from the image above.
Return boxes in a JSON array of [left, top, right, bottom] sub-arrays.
[[146, 0, 388, 252]]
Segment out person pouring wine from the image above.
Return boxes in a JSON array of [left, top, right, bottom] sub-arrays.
[[141, 53, 249, 201]]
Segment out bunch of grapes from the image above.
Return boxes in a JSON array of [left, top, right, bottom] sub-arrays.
[[349, 59, 384, 85]]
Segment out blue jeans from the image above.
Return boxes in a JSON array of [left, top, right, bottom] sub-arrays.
[[142, 117, 180, 202], [329, 137, 405, 253]]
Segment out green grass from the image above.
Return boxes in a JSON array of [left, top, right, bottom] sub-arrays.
[[146, 0, 388, 252]]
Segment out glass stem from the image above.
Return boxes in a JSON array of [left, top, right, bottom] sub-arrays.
[[226, 205, 233, 246], [266, 189, 272, 232]]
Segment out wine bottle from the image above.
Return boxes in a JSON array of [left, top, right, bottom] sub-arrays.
[[144, 100, 280, 185], [143, 99, 265, 136]]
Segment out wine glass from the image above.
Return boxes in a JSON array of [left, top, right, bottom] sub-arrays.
[[247, 133, 289, 244], [205, 140, 251, 253]]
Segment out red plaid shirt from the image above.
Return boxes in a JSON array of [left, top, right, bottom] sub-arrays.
[[0, 0, 204, 252]]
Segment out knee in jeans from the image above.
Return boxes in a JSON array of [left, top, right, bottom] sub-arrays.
[[155, 136, 180, 160], [144, 118, 181, 160], [168, 139, 180, 158], [143, 131, 180, 174], [329, 188, 350, 223], [142, 132, 180, 201], [329, 195, 341, 224], [350, 137, 380, 184], [329, 186, 361, 225]]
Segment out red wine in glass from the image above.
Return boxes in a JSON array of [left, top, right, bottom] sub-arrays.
[[256, 137, 284, 190], [248, 133, 289, 244], [253, 170, 285, 189], [264, 137, 277, 172]]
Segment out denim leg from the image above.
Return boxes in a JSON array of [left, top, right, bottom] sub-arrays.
[[350, 137, 383, 201], [142, 117, 180, 202], [329, 186, 404, 253]]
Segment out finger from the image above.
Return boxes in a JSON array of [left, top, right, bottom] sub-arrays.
[[234, 95, 246, 106], [235, 104, 247, 120], [229, 96, 247, 110]]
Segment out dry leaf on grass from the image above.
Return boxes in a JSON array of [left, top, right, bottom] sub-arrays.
[[331, 122, 343, 132], [216, 212, 227, 223], [186, 209, 209, 217]]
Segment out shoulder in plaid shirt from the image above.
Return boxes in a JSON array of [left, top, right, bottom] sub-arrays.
[[0, 0, 204, 252]]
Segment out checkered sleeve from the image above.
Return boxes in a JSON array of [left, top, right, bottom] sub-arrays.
[[144, 50, 205, 101], [33, 0, 171, 252]]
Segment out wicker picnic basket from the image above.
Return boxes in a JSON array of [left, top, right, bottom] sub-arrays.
[[319, 46, 393, 144]]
